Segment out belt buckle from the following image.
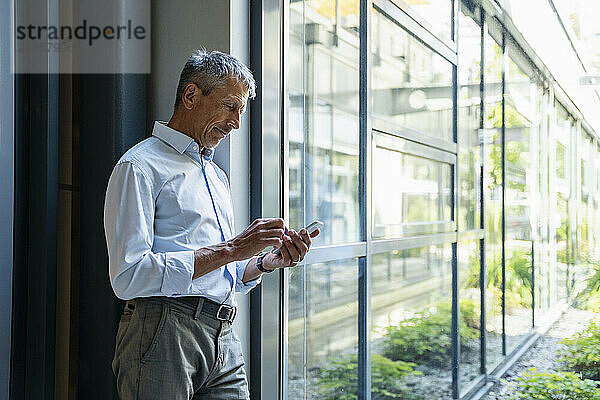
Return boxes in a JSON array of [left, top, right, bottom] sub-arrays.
[[216, 304, 236, 323]]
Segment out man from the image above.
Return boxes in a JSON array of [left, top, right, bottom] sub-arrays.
[[104, 50, 318, 399]]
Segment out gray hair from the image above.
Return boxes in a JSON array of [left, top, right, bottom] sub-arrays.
[[174, 49, 256, 110]]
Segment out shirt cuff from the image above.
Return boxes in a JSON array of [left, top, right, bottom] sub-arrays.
[[235, 258, 262, 294], [160, 250, 195, 296]]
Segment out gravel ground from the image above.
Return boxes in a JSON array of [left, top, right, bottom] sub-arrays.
[[483, 308, 599, 400]]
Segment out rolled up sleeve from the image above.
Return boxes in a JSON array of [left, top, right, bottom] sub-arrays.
[[235, 258, 262, 294], [104, 161, 195, 300]]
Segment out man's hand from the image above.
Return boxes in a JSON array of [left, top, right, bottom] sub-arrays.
[[262, 227, 320, 270], [228, 218, 286, 260]]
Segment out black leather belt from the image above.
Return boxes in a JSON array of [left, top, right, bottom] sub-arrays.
[[173, 296, 237, 324]]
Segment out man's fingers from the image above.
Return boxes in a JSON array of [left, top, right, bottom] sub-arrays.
[[289, 230, 308, 257], [283, 236, 301, 261], [263, 237, 283, 248], [260, 218, 285, 229], [298, 228, 312, 248], [279, 241, 293, 262], [309, 228, 320, 238], [264, 228, 285, 238]]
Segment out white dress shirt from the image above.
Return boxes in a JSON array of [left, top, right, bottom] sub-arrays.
[[104, 121, 261, 305]]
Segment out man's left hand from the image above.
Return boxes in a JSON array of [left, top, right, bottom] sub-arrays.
[[263, 228, 320, 270]]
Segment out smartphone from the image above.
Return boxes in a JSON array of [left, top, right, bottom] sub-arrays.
[[272, 220, 323, 254], [304, 220, 323, 235]]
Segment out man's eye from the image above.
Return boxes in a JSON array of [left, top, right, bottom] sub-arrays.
[[225, 104, 236, 110]]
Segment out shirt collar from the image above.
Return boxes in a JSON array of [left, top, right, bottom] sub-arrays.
[[151, 121, 214, 162]]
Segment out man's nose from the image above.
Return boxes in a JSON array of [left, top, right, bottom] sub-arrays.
[[226, 111, 241, 130]]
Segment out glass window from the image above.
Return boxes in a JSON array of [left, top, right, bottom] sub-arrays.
[[288, 258, 359, 399], [483, 28, 503, 372], [390, 0, 453, 42], [554, 102, 573, 303], [504, 49, 539, 354], [458, 240, 482, 397], [556, 142, 566, 180], [556, 193, 569, 301], [458, 11, 482, 232], [288, 0, 361, 246], [372, 134, 454, 238], [370, 244, 454, 399], [581, 133, 593, 260], [371, 7, 454, 143]]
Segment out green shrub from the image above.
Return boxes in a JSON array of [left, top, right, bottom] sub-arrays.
[[317, 353, 422, 400], [382, 301, 478, 366], [560, 321, 600, 380], [510, 369, 600, 400]]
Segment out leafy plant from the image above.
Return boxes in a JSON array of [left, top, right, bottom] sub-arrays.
[[463, 250, 533, 312], [560, 321, 600, 380], [382, 301, 478, 366], [317, 353, 422, 400], [510, 368, 600, 400], [574, 261, 600, 312]]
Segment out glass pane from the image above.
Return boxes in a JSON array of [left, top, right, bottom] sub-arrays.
[[458, 240, 482, 396], [288, 258, 359, 399], [370, 244, 453, 399], [372, 135, 453, 238], [483, 30, 503, 372], [288, 0, 361, 246], [504, 51, 537, 354], [556, 193, 569, 301], [554, 103, 573, 303], [371, 7, 454, 142], [581, 133, 593, 258], [390, 0, 453, 42], [458, 11, 481, 232], [534, 92, 552, 327]]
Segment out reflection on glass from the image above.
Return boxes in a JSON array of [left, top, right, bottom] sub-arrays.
[[370, 244, 454, 399], [371, 8, 454, 142], [483, 31, 503, 372], [581, 133, 593, 259], [288, 258, 358, 399], [556, 193, 569, 301], [555, 103, 573, 303], [458, 11, 481, 232], [288, 0, 360, 246], [372, 135, 453, 238], [458, 241, 482, 396], [504, 50, 538, 355], [390, 0, 453, 42]]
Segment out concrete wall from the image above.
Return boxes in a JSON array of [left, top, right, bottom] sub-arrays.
[[149, 0, 253, 367]]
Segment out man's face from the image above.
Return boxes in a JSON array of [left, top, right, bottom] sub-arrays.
[[188, 78, 249, 149]]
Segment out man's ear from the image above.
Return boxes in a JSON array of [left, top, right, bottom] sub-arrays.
[[181, 82, 201, 110]]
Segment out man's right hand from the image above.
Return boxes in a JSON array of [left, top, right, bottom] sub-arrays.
[[228, 218, 286, 261]]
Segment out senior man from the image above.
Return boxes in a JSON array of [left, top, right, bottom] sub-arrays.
[[104, 50, 318, 399]]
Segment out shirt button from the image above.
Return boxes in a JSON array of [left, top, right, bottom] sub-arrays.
[[192, 144, 198, 151]]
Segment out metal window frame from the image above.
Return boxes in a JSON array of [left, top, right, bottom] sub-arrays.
[[358, 0, 372, 396], [478, 5, 488, 379], [249, 0, 284, 399], [372, 120, 458, 155]]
